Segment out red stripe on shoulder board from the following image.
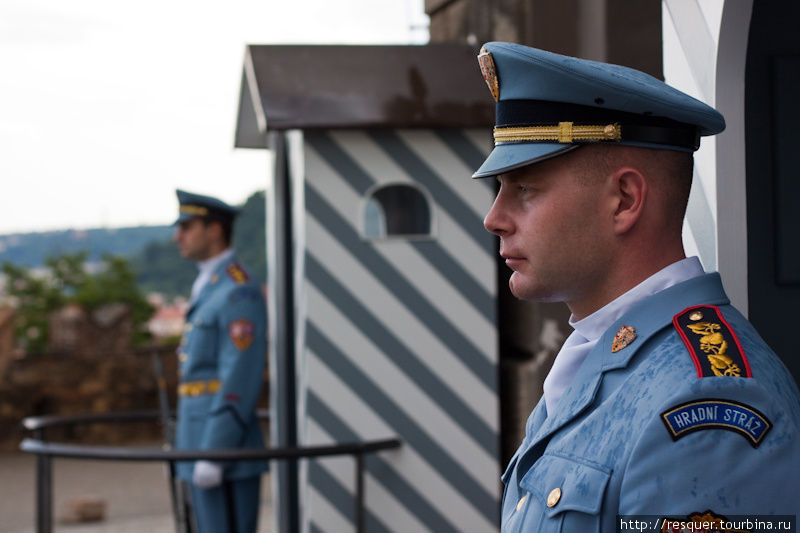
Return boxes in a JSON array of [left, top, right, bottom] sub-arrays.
[[672, 305, 752, 379]]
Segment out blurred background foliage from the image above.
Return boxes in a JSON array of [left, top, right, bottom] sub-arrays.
[[2, 252, 154, 352], [0, 190, 266, 352]]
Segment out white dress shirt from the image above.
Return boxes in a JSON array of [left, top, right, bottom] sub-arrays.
[[190, 248, 233, 303], [542, 256, 706, 413]]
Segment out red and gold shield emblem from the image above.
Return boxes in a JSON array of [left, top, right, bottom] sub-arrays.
[[611, 325, 636, 353], [229, 319, 254, 350]]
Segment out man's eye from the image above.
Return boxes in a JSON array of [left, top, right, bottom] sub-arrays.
[[518, 185, 531, 193]]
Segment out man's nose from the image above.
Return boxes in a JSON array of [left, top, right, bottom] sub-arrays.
[[484, 195, 510, 236]]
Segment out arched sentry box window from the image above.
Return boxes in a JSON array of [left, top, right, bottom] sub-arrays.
[[363, 183, 433, 239]]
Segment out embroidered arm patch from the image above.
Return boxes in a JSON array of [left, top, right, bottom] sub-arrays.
[[229, 319, 254, 350], [661, 399, 771, 448], [673, 305, 752, 378]]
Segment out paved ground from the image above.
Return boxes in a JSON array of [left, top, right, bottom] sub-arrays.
[[0, 452, 273, 533]]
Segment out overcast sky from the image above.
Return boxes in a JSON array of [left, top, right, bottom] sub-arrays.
[[0, 0, 428, 234]]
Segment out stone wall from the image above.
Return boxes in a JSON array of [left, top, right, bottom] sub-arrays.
[[0, 345, 180, 451], [424, 0, 663, 77], [0, 308, 16, 377], [48, 303, 134, 356]]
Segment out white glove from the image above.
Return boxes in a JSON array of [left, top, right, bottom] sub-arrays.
[[192, 460, 223, 488]]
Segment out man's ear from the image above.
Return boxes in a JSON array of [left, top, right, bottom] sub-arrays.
[[206, 220, 224, 241], [611, 167, 647, 235]]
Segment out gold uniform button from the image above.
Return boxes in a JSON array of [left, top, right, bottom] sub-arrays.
[[515, 493, 528, 512], [689, 311, 704, 321], [179, 353, 188, 363], [546, 487, 561, 508]]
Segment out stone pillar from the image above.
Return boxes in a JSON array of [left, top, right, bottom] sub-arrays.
[[426, 0, 662, 75]]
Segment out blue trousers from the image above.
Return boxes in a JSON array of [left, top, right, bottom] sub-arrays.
[[189, 476, 261, 533]]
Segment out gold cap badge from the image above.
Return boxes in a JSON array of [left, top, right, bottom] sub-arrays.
[[611, 325, 637, 353], [478, 48, 499, 102]]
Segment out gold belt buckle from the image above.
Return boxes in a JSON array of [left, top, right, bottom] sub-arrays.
[[179, 379, 221, 396]]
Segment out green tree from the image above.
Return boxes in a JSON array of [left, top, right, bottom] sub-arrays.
[[2, 252, 155, 353], [232, 190, 266, 283], [46, 251, 89, 296], [1, 262, 61, 353], [131, 239, 195, 298]]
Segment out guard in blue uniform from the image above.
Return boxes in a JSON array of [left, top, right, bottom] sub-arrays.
[[172, 189, 268, 533], [474, 43, 800, 531]]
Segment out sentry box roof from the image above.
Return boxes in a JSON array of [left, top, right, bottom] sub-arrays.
[[234, 44, 494, 148]]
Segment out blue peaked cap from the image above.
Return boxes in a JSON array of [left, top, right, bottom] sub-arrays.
[[473, 42, 726, 178], [175, 189, 240, 224]]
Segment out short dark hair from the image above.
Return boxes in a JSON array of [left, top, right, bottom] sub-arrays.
[[668, 151, 694, 221], [203, 216, 234, 246], [570, 144, 694, 235]]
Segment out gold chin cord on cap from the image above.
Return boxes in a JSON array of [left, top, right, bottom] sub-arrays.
[[494, 122, 622, 144]]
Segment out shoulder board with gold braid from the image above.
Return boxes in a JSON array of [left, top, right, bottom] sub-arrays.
[[226, 263, 250, 284], [673, 305, 752, 378]]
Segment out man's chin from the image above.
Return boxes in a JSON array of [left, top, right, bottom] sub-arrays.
[[508, 275, 534, 300], [508, 275, 557, 302]]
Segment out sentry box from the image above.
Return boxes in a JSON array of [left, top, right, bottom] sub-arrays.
[[235, 45, 501, 533]]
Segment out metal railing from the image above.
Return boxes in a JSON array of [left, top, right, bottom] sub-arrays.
[[20, 410, 401, 533]]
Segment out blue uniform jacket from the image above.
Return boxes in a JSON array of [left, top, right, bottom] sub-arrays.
[[174, 255, 268, 481], [502, 273, 800, 532]]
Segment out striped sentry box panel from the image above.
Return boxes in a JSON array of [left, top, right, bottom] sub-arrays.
[[296, 128, 499, 533]]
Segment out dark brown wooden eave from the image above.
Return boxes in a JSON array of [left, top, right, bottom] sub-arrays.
[[234, 44, 494, 148]]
